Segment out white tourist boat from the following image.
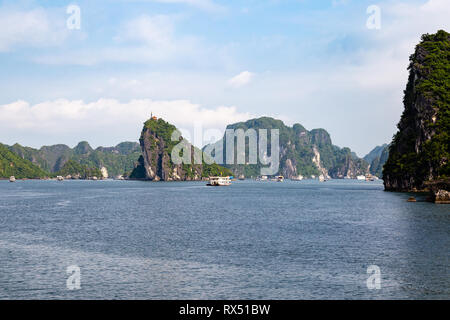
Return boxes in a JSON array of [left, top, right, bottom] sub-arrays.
[[207, 176, 231, 186], [9, 176, 16, 182]]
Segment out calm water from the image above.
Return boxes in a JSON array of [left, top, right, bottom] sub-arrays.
[[0, 179, 448, 299]]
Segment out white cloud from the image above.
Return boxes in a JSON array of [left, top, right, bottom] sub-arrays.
[[332, 0, 350, 7], [34, 14, 219, 66], [228, 71, 254, 88], [371, 0, 450, 54], [131, 0, 226, 12], [0, 99, 251, 148], [115, 14, 175, 47], [0, 7, 68, 52], [34, 46, 175, 66]]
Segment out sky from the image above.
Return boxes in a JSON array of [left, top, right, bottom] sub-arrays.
[[0, 0, 449, 156]]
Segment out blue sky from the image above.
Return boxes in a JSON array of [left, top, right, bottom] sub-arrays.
[[0, 0, 448, 156]]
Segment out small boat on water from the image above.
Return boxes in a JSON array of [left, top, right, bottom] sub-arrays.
[[276, 175, 284, 182], [9, 176, 16, 182], [356, 175, 366, 181], [56, 176, 64, 181], [207, 176, 231, 186]]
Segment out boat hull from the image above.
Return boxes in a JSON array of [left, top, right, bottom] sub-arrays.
[[207, 176, 231, 186]]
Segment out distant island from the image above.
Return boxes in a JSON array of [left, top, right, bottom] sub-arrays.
[[1, 115, 379, 182], [204, 117, 371, 180], [0, 113, 396, 183], [0, 140, 141, 180], [364, 144, 389, 178], [0, 143, 48, 179], [383, 30, 449, 203]]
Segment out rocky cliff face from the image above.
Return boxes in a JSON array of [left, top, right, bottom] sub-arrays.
[[129, 118, 231, 181], [210, 117, 369, 179], [328, 152, 369, 179], [311, 146, 330, 179], [383, 30, 449, 197], [364, 144, 389, 178]]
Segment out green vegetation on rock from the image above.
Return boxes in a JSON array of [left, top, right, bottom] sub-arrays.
[[143, 118, 179, 154], [56, 160, 103, 179], [384, 30, 450, 191], [130, 117, 232, 180], [6, 141, 141, 177], [0, 143, 48, 179], [210, 117, 369, 178], [71, 142, 141, 177]]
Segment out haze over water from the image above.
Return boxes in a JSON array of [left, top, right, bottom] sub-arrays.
[[0, 180, 448, 299]]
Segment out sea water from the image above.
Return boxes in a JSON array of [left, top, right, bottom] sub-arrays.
[[0, 179, 448, 299]]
